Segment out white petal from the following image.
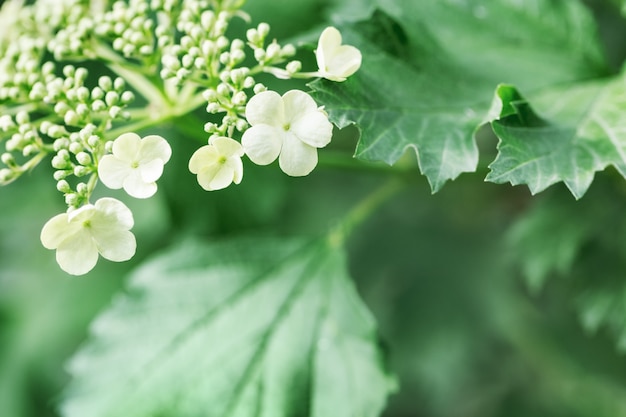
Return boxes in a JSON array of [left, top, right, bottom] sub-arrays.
[[228, 156, 243, 184], [213, 136, 244, 157], [278, 132, 318, 176], [282, 90, 319, 124], [40, 213, 72, 249], [56, 229, 99, 276], [290, 110, 333, 148], [67, 204, 97, 223], [209, 165, 235, 190], [242, 125, 283, 165], [98, 155, 130, 189], [316, 27, 342, 73], [123, 169, 157, 198], [139, 158, 165, 183], [195, 163, 221, 191], [93, 197, 134, 230], [138, 135, 172, 164], [245, 90, 284, 127], [327, 45, 362, 79], [189, 145, 219, 174], [94, 229, 136, 262], [112, 132, 141, 161]]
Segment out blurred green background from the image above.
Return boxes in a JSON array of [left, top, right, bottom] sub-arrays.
[[4, 0, 626, 416]]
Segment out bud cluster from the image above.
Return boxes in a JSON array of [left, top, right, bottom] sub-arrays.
[[0, 111, 47, 185], [160, 6, 234, 83], [95, 0, 157, 61], [46, 0, 95, 61], [37, 65, 134, 129], [0, 36, 47, 103]]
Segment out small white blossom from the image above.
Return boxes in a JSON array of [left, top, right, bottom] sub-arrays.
[[189, 136, 244, 191], [242, 90, 333, 176], [98, 132, 172, 198], [316, 26, 362, 82], [40, 197, 136, 276]]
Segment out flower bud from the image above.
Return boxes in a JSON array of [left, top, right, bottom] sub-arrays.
[[76, 182, 88, 194], [54, 170, 69, 180], [57, 179, 71, 193], [232, 91, 247, 105], [88, 135, 100, 148], [76, 86, 90, 101], [120, 91, 134, 104], [23, 144, 37, 156], [15, 111, 29, 125], [64, 110, 80, 126], [65, 193, 79, 206], [76, 152, 91, 165], [52, 155, 69, 169], [114, 77, 126, 91], [254, 48, 265, 62], [109, 106, 122, 118], [246, 28, 259, 44], [216, 83, 229, 96], [206, 102, 220, 113], [0, 168, 13, 183], [1, 153, 15, 166], [266, 42, 281, 61], [105, 91, 119, 106], [92, 100, 106, 112], [257, 23, 270, 38], [48, 125, 67, 139], [282, 44, 296, 57], [231, 39, 244, 51], [286, 60, 302, 74], [98, 76, 113, 91], [73, 165, 89, 177], [243, 77, 255, 89], [0, 115, 15, 131], [76, 103, 89, 117], [235, 118, 248, 132], [69, 142, 83, 154]]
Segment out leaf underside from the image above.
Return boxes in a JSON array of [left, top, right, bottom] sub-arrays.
[[487, 81, 626, 199], [60, 237, 396, 417]]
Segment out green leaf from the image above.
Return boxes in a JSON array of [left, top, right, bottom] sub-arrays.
[[508, 183, 626, 351], [507, 193, 590, 293], [487, 78, 626, 198], [311, 0, 607, 192], [60, 237, 396, 417]]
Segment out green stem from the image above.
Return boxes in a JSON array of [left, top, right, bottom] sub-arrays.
[[328, 178, 405, 247], [94, 42, 168, 108], [106, 92, 206, 140], [318, 151, 418, 176]]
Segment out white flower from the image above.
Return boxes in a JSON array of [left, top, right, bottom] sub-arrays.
[[242, 90, 333, 176], [315, 26, 362, 82], [98, 132, 172, 198], [40, 198, 136, 276], [188, 136, 244, 191]]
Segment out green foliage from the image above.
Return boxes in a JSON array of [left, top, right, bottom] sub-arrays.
[[487, 81, 626, 199], [60, 236, 396, 417], [312, 0, 607, 192], [508, 181, 626, 351], [6, 1, 626, 417]]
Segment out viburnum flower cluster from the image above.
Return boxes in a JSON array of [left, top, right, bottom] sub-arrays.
[[0, 0, 362, 275]]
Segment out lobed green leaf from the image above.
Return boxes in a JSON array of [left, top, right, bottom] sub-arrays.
[[312, 0, 607, 192], [487, 79, 626, 199]]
